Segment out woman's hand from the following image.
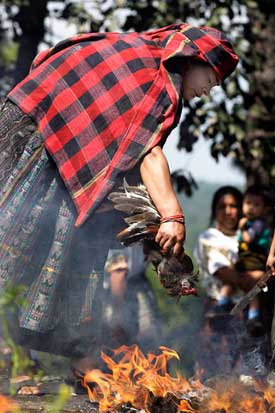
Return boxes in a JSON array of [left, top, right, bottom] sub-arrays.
[[266, 230, 275, 275], [238, 270, 264, 292], [155, 221, 185, 255], [267, 255, 275, 275], [238, 217, 248, 229], [213, 267, 261, 292]]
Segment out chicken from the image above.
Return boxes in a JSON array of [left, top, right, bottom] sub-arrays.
[[108, 180, 199, 298]]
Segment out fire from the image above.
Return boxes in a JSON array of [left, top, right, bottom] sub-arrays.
[[264, 385, 275, 409], [199, 379, 274, 413], [84, 345, 193, 412], [0, 395, 18, 413], [83, 345, 275, 413]]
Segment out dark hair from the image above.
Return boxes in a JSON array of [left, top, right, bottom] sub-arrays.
[[243, 185, 273, 207], [168, 56, 210, 75], [210, 185, 243, 224]]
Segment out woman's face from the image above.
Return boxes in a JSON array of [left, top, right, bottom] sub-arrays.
[[215, 194, 241, 235], [182, 63, 220, 100]]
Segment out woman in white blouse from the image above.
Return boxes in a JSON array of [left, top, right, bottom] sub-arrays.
[[194, 186, 243, 308], [194, 186, 270, 378]]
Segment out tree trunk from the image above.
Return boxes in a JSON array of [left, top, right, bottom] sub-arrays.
[[13, 0, 48, 85]]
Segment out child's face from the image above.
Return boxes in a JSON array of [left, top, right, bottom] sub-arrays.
[[242, 194, 266, 220]]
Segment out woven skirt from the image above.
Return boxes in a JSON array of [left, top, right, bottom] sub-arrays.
[[0, 100, 124, 358]]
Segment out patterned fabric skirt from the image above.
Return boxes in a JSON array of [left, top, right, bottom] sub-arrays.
[[0, 101, 124, 358]]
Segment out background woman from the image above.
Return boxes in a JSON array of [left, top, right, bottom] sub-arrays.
[[194, 186, 270, 378]]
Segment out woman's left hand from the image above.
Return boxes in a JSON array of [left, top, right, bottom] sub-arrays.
[[155, 221, 185, 256]]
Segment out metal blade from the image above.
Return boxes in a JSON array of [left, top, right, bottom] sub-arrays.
[[230, 269, 272, 316], [230, 284, 262, 316]]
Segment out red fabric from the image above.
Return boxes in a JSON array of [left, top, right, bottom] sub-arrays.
[[8, 23, 238, 226]]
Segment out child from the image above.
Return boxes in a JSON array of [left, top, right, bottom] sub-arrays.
[[234, 185, 272, 321], [216, 186, 272, 320], [236, 186, 272, 270]]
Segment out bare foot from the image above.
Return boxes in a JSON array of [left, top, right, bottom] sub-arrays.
[[17, 385, 41, 395], [10, 375, 42, 395]]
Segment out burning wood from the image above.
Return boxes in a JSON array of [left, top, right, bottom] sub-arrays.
[[83, 345, 193, 412], [82, 345, 275, 413]]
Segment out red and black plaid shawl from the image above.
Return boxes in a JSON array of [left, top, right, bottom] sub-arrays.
[[8, 23, 238, 226]]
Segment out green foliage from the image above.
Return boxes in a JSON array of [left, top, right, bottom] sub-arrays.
[[0, 285, 39, 395], [45, 383, 72, 413], [0, 285, 72, 409], [0, 41, 18, 65], [61, 2, 98, 31], [175, 0, 275, 187], [116, 0, 275, 187], [0, 0, 29, 5]]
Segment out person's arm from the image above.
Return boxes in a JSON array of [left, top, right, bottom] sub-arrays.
[[109, 271, 127, 304], [238, 217, 254, 243], [267, 229, 275, 275], [140, 146, 185, 255], [214, 267, 264, 292], [214, 266, 242, 287], [240, 219, 265, 244], [241, 231, 253, 243]]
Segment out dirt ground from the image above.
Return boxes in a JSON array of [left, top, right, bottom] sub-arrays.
[[0, 367, 98, 413], [9, 395, 97, 413]]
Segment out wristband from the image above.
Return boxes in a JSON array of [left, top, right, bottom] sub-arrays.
[[160, 219, 185, 224], [160, 214, 185, 224]]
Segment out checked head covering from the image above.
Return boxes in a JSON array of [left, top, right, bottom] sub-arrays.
[[8, 23, 238, 226], [182, 25, 239, 81]]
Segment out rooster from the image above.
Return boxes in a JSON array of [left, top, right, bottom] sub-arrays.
[[108, 180, 198, 298]]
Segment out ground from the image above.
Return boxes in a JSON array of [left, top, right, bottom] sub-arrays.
[[0, 372, 96, 412], [0, 363, 96, 412]]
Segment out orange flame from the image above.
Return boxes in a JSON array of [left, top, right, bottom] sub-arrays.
[[264, 386, 275, 410], [84, 345, 193, 412], [199, 378, 272, 413], [0, 395, 18, 413], [83, 346, 275, 413]]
